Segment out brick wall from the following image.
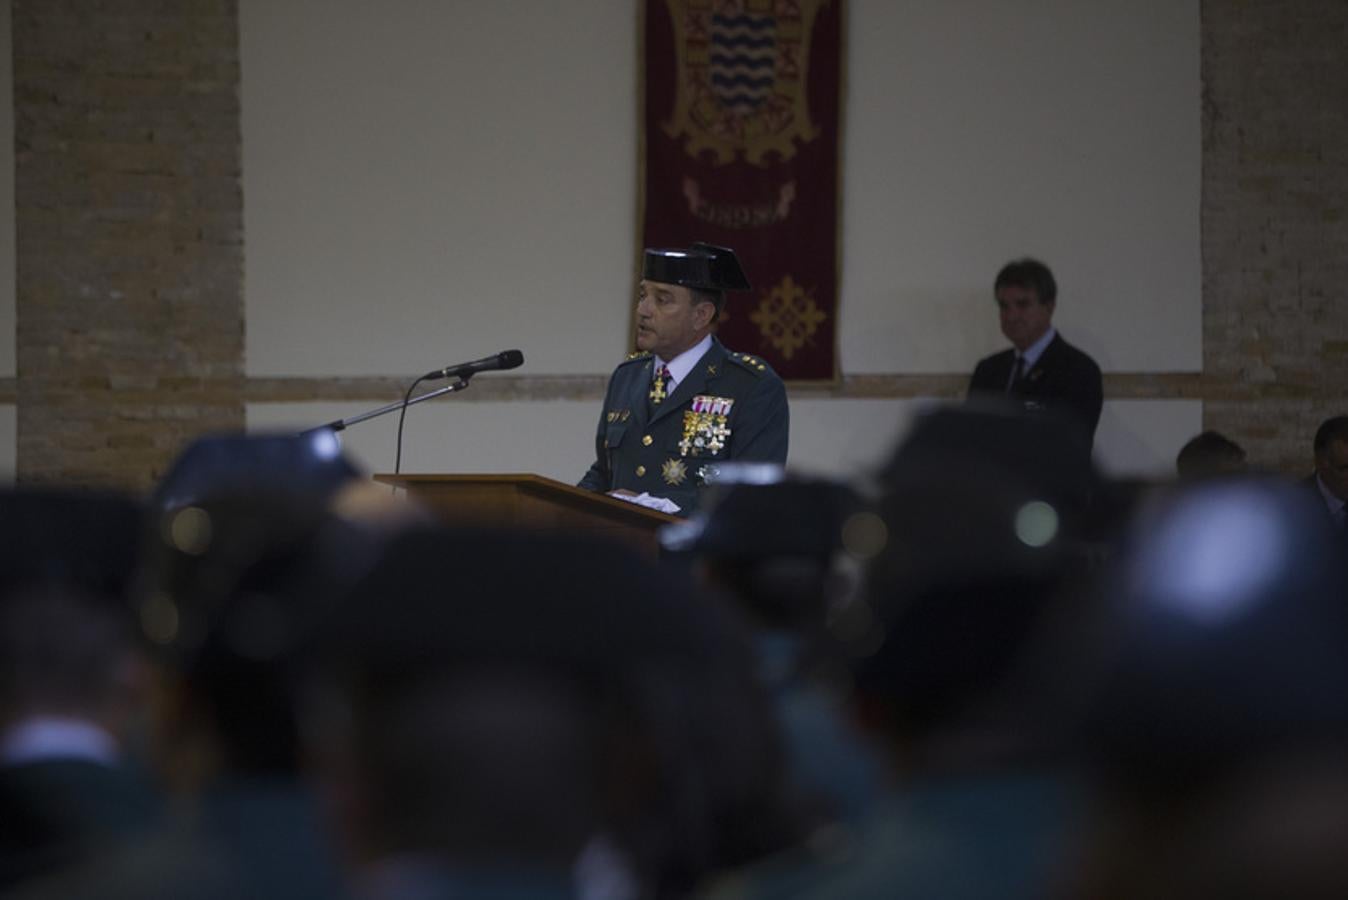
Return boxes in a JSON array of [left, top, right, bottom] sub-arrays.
[[12, 0, 243, 491], [1202, 0, 1348, 473]]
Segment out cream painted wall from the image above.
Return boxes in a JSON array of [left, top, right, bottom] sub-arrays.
[[842, 0, 1202, 373], [247, 399, 604, 484], [241, 1, 638, 377], [241, 1, 1203, 480], [242, 0, 1199, 379], [1093, 400, 1203, 478], [781, 398, 1201, 481], [785, 397, 1202, 479], [248, 396, 1200, 482]]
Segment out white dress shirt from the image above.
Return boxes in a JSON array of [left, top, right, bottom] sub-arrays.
[[653, 334, 713, 397], [1009, 326, 1057, 389], [1315, 473, 1347, 526]]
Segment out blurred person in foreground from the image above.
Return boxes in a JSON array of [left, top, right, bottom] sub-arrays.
[[1035, 477, 1348, 900], [706, 404, 1099, 900], [0, 490, 160, 890], [17, 432, 402, 900], [661, 465, 883, 828], [309, 526, 805, 900]]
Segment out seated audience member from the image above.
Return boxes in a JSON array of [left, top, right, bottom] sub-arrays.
[[21, 434, 380, 900], [0, 491, 160, 891], [880, 399, 1102, 538], [1037, 478, 1348, 899], [1176, 430, 1247, 479], [706, 405, 1098, 900], [151, 429, 360, 511], [967, 258, 1103, 456], [136, 496, 369, 899], [134, 434, 388, 899], [661, 466, 883, 826], [1308, 415, 1348, 531], [310, 527, 804, 900]]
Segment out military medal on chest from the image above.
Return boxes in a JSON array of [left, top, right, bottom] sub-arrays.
[[679, 395, 734, 457], [661, 458, 688, 486]]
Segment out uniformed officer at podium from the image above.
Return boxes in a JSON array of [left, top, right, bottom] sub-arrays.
[[578, 242, 789, 515]]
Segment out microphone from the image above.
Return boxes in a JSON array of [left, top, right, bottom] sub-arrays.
[[422, 349, 524, 382]]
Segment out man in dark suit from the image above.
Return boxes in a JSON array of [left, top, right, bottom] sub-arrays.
[[1308, 415, 1348, 531], [967, 258, 1103, 451], [579, 242, 789, 515]]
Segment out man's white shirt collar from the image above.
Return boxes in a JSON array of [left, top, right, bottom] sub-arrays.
[[654, 334, 713, 393], [1316, 473, 1346, 517], [1017, 326, 1057, 370]]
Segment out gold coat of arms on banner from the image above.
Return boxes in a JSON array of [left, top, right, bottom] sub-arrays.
[[660, 0, 829, 167]]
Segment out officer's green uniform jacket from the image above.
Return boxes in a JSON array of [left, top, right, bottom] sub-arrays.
[[578, 337, 789, 514]]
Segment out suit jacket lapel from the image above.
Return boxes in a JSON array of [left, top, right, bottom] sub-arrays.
[[994, 349, 1016, 386], [1022, 334, 1063, 392]]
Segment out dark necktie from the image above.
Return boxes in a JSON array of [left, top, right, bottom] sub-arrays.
[[1008, 356, 1026, 393]]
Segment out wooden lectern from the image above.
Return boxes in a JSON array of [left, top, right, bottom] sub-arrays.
[[372, 473, 681, 556]]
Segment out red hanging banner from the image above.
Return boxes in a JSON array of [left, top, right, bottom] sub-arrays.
[[641, 0, 844, 383]]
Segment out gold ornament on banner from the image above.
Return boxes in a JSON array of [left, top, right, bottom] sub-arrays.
[[750, 274, 827, 360]]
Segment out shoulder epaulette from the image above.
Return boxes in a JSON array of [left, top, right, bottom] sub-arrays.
[[728, 351, 768, 374]]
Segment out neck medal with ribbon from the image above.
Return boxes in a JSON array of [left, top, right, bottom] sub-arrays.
[[679, 395, 734, 457], [649, 365, 670, 406]]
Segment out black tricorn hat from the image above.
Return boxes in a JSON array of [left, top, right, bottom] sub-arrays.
[[642, 242, 752, 292]]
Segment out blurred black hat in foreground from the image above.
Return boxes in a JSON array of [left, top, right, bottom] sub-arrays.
[[1045, 477, 1348, 777], [152, 430, 360, 512], [848, 404, 1100, 740]]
